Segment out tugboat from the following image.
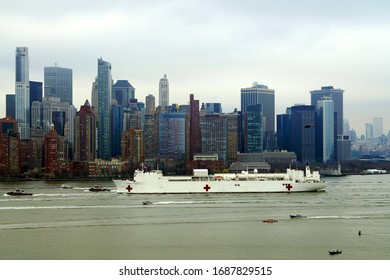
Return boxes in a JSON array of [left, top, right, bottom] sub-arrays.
[[289, 214, 307, 219], [329, 249, 342, 255], [262, 219, 278, 223], [88, 185, 110, 192], [6, 189, 33, 196], [142, 200, 153, 205]]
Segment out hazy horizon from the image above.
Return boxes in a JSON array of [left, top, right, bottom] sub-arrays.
[[1, 0, 389, 136]]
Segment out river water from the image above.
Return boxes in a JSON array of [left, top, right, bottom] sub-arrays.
[[0, 174, 389, 260]]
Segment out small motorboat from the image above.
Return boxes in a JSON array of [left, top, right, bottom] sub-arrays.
[[89, 185, 110, 192], [142, 201, 153, 205], [6, 189, 33, 196], [263, 219, 278, 223], [59, 184, 73, 189], [290, 214, 307, 219], [329, 249, 342, 255]]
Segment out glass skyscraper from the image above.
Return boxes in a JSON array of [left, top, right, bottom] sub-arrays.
[[290, 105, 316, 163], [241, 82, 275, 151], [44, 65, 73, 105], [310, 86, 343, 135], [158, 113, 185, 161], [97, 58, 112, 160], [316, 98, 335, 162], [245, 104, 263, 153], [15, 47, 30, 139], [112, 80, 135, 106]]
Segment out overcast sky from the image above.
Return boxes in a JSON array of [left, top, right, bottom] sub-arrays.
[[1, 0, 389, 135]]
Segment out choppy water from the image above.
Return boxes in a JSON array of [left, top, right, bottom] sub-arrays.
[[0, 175, 389, 260]]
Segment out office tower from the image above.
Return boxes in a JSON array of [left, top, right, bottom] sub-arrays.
[[121, 128, 144, 163], [310, 86, 344, 135], [74, 100, 96, 161], [241, 82, 275, 150], [241, 82, 275, 132], [143, 114, 157, 161], [365, 123, 373, 140], [44, 65, 73, 104], [29, 81, 43, 128], [111, 103, 124, 158], [277, 113, 291, 151], [316, 98, 335, 162], [204, 103, 222, 114], [158, 112, 186, 161], [244, 104, 263, 153], [97, 58, 112, 160], [112, 80, 135, 106], [145, 94, 156, 114], [337, 135, 351, 161], [123, 106, 142, 131], [91, 78, 98, 110], [226, 111, 241, 165], [6, 94, 15, 119], [159, 74, 169, 109], [200, 114, 228, 161], [0, 116, 20, 176], [189, 94, 201, 161], [15, 47, 30, 139], [372, 117, 383, 138], [31, 96, 76, 147], [290, 105, 316, 163]]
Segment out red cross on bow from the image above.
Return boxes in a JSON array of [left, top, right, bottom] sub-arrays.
[[126, 185, 133, 192], [204, 184, 211, 192], [285, 184, 293, 191]]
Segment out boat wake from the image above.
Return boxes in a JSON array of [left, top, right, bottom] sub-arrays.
[[307, 215, 372, 219]]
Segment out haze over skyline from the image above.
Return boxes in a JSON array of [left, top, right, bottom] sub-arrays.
[[1, 0, 389, 136]]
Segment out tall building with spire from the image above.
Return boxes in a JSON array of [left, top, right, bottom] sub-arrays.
[[97, 58, 112, 160], [15, 47, 30, 139], [159, 74, 169, 109]]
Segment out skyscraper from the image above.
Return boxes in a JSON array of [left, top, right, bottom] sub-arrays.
[[310, 86, 344, 135], [200, 114, 228, 161], [159, 74, 169, 109], [241, 82, 275, 150], [111, 103, 124, 158], [6, 94, 15, 119], [189, 94, 201, 161], [290, 105, 316, 163], [372, 117, 383, 138], [145, 94, 156, 115], [97, 58, 112, 160], [241, 82, 275, 132], [44, 65, 73, 104], [158, 113, 186, 161], [29, 81, 42, 128], [112, 80, 135, 106], [74, 100, 96, 161], [15, 47, 30, 139], [316, 98, 335, 162], [31, 96, 76, 146], [244, 104, 263, 153]]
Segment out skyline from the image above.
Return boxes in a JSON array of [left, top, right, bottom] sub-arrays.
[[1, 0, 390, 135]]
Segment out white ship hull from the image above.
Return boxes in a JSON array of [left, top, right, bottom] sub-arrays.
[[114, 166, 327, 194]]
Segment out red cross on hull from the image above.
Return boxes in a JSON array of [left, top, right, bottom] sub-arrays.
[[204, 184, 211, 192], [126, 185, 133, 192], [283, 183, 293, 191]]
